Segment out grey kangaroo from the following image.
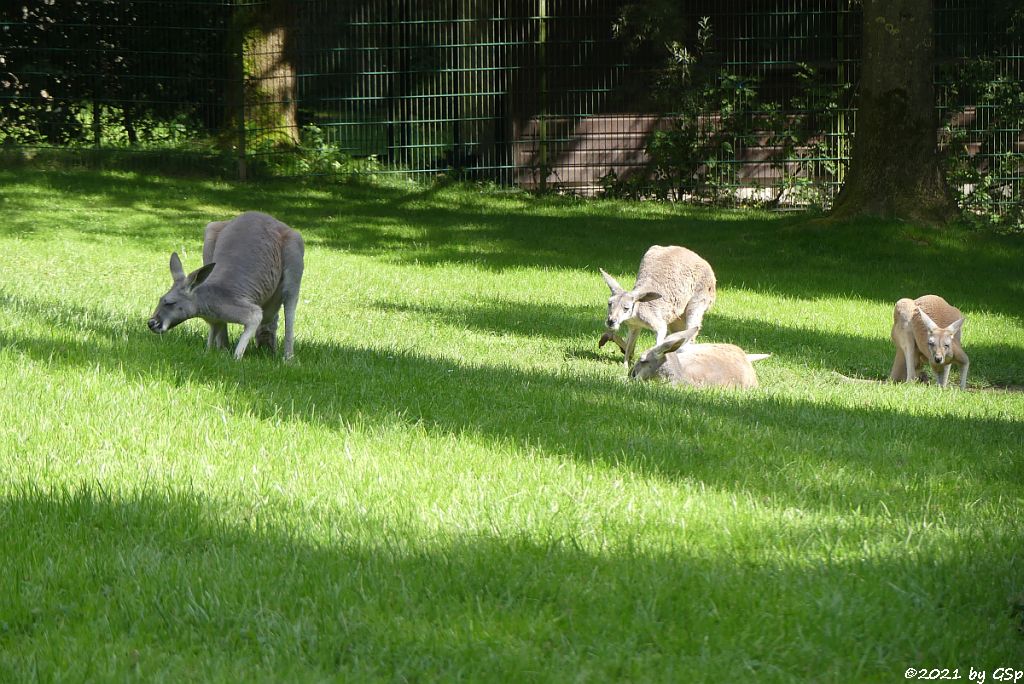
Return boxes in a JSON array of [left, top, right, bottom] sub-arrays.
[[148, 211, 305, 360]]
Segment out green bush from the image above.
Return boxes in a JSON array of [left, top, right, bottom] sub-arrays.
[[941, 58, 1024, 233]]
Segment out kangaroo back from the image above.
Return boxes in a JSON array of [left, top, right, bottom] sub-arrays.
[[674, 344, 759, 389], [205, 211, 293, 304]]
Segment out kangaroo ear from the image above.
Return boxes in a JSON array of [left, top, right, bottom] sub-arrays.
[[635, 290, 663, 303], [657, 327, 699, 355], [169, 252, 186, 283], [948, 317, 964, 334], [186, 262, 216, 291], [917, 309, 938, 331], [599, 268, 624, 295]]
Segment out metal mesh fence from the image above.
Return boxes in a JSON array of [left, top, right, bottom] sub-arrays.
[[1, 0, 1020, 215], [935, 0, 1024, 218], [0, 1, 236, 170]]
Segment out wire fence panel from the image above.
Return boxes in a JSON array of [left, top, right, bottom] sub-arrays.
[[286, 0, 537, 182], [1, 0, 1020, 216], [0, 1, 237, 172]]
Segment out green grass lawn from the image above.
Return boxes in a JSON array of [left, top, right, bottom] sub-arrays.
[[1, 169, 1022, 682]]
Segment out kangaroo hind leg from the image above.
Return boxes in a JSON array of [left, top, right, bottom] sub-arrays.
[[280, 234, 305, 361]]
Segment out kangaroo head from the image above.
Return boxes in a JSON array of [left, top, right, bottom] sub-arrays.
[[148, 252, 216, 334], [599, 268, 662, 331], [629, 327, 700, 381], [918, 310, 964, 366]]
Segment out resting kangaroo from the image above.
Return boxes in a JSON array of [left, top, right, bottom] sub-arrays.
[[148, 211, 305, 360], [629, 327, 770, 389], [889, 294, 969, 389]]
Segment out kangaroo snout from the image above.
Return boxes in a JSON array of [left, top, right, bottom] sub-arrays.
[[148, 316, 164, 333]]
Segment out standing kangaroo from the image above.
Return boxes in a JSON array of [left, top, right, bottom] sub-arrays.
[[599, 245, 717, 369], [890, 294, 969, 389], [148, 211, 305, 360]]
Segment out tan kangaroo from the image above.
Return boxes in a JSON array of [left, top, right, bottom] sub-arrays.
[[889, 295, 969, 389]]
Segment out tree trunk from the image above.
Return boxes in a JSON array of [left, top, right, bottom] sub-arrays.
[[830, 0, 957, 224], [238, 0, 299, 147], [122, 104, 138, 145]]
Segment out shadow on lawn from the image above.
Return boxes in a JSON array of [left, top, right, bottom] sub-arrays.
[[2, 292, 1023, 515], [3, 170, 1023, 322], [374, 299, 603, 342], [2, 487, 1019, 680], [371, 298, 1024, 386]]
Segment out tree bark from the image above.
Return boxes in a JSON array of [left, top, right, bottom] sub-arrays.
[[830, 0, 957, 224], [237, 0, 299, 147], [122, 104, 138, 145]]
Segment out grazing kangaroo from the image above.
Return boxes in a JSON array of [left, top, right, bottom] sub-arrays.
[[599, 245, 717, 369], [148, 211, 305, 360], [889, 295, 969, 389], [629, 327, 769, 389]]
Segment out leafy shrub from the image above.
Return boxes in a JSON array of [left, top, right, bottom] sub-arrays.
[[247, 125, 383, 179], [605, 15, 849, 209], [941, 58, 1024, 233]]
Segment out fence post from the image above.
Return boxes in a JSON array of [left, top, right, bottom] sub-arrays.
[[92, 71, 102, 148], [237, 30, 247, 181], [836, 4, 847, 188], [538, 0, 548, 192]]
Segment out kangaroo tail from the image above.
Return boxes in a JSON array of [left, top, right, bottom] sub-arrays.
[[830, 371, 884, 384]]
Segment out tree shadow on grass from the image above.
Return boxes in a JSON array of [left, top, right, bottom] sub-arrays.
[[3, 170, 1022, 322], [373, 299, 605, 342], [368, 297, 1024, 386], [2, 487, 1019, 680], [2, 292, 1022, 516]]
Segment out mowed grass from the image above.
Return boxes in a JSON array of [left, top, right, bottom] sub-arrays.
[[0, 169, 1022, 682]]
